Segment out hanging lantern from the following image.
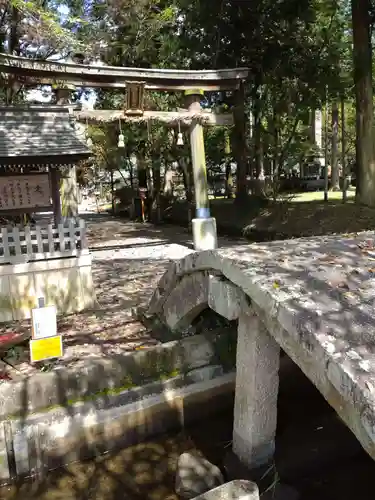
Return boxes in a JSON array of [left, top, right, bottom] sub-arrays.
[[118, 133, 125, 148], [176, 121, 184, 146], [118, 118, 125, 148], [177, 132, 184, 146]]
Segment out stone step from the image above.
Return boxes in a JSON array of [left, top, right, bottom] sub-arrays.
[[192, 480, 259, 500]]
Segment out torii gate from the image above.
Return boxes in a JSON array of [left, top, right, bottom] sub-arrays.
[[0, 53, 249, 250]]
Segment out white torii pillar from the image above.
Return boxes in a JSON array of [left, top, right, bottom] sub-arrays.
[[185, 90, 218, 251]]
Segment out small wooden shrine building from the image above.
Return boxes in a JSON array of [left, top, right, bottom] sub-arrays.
[[0, 105, 95, 323], [0, 105, 91, 222]]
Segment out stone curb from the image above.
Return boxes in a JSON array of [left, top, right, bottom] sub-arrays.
[[0, 329, 237, 420], [0, 370, 236, 483]]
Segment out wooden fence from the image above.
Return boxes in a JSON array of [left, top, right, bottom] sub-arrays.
[[0, 219, 88, 264]]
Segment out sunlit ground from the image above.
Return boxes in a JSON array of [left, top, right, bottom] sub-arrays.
[[291, 187, 355, 203]]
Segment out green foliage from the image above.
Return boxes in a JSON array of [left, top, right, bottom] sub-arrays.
[[1, 0, 363, 195], [8, 0, 87, 56]]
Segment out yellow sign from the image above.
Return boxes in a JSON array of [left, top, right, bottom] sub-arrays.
[[30, 336, 63, 363], [184, 89, 204, 96]]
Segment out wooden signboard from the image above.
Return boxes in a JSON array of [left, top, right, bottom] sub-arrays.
[[0, 173, 51, 212], [125, 81, 145, 116]]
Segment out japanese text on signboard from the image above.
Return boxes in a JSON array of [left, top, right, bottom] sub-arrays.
[[0, 174, 51, 211]]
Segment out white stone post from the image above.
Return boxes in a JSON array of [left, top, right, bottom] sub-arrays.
[[232, 309, 280, 469]]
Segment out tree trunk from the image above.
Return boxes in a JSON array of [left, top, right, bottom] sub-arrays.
[[341, 97, 347, 202], [254, 91, 264, 178], [150, 156, 162, 223], [254, 124, 264, 179], [253, 89, 265, 197], [9, 6, 19, 55], [315, 109, 323, 151], [233, 82, 248, 202], [128, 158, 134, 188], [310, 108, 316, 145], [110, 168, 115, 214], [137, 154, 148, 189], [324, 92, 329, 202], [271, 104, 279, 179], [225, 161, 234, 198], [179, 158, 192, 200], [248, 101, 254, 179], [137, 153, 148, 221], [331, 100, 340, 190], [163, 168, 174, 198], [351, 0, 375, 206], [6, 6, 20, 105]]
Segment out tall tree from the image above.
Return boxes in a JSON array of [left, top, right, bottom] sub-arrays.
[[351, 0, 375, 206], [331, 100, 340, 190]]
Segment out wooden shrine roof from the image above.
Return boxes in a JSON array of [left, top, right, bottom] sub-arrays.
[[0, 106, 91, 164]]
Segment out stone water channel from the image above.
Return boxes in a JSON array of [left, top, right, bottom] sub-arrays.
[[1, 216, 375, 499], [1, 356, 374, 500]]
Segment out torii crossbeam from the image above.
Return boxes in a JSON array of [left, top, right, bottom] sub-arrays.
[[0, 53, 249, 91]]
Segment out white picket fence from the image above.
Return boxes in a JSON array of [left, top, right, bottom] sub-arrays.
[[0, 219, 88, 264]]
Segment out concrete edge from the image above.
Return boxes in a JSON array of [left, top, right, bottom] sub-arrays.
[[0, 329, 237, 420], [0, 371, 236, 484]]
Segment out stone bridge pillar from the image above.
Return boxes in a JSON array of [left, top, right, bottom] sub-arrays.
[[232, 308, 280, 472]]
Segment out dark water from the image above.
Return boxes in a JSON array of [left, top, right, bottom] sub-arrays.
[[1, 357, 375, 500]]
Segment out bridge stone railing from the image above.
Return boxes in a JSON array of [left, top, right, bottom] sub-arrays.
[[147, 232, 375, 473]]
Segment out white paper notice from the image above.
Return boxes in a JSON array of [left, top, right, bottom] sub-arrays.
[[31, 305, 57, 340]]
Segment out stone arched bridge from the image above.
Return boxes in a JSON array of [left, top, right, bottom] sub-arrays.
[[147, 233, 375, 471]]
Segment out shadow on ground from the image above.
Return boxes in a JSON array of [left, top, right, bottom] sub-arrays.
[[82, 213, 245, 249], [163, 198, 375, 240]]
